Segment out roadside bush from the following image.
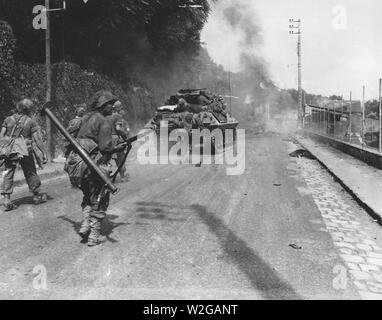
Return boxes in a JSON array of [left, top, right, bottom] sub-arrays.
[[1, 61, 157, 156], [0, 20, 16, 81]]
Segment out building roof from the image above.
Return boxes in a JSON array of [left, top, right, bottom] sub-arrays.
[[307, 100, 363, 114]]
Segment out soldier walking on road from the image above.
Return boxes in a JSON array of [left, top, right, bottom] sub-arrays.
[[107, 100, 130, 182], [64, 91, 124, 246], [0, 99, 48, 211]]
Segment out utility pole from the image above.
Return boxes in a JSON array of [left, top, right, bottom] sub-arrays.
[[362, 85, 365, 146], [44, 0, 67, 162], [349, 91, 352, 141], [289, 19, 303, 129], [298, 29, 302, 128], [333, 101, 336, 137], [228, 66, 232, 113], [379, 78, 382, 153], [45, 0, 52, 163]]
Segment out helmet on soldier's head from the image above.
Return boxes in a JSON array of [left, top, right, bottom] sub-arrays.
[[113, 100, 123, 113], [90, 90, 117, 110], [177, 98, 188, 112], [16, 99, 34, 115], [75, 105, 86, 117], [184, 112, 193, 124], [178, 98, 187, 106]]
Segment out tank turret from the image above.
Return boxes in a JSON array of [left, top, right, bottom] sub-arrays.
[[145, 89, 239, 154]]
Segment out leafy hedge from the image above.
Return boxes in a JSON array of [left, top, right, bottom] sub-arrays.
[[0, 20, 16, 81], [1, 60, 157, 155], [0, 21, 16, 119]]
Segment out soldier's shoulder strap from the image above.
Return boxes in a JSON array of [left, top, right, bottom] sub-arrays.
[[15, 115, 30, 138], [78, 112, 98, 129], [9, 115, 28, 138]]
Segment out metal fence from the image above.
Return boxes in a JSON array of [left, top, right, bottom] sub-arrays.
[[303, 82, 382, 153]]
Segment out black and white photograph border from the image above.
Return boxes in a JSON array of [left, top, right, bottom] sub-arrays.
[[0, 0, 381, 303]]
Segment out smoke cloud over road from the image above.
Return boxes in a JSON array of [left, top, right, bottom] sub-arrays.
[[202, 0, 297, 132], [202, 0, 266, 72]]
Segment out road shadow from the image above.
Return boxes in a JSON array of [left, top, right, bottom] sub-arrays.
[[12, 194, 54, 207], [190, 204, 301, 300], [135, 201, 172, 207], [57, 214, 129, 244], [135, 202, 187, 222]]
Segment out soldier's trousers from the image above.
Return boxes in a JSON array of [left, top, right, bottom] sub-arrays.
[[79, 174, 110, 219], [1, 154, 41, 195], [111, 135, 126, 178], [113, 151, 126, 178]]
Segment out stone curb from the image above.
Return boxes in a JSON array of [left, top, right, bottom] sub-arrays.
[[293, 135, 382, 223]]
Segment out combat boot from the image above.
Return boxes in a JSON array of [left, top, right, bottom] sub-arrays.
[[3, 195, 18, 212], [87, 216, 106, 247], [3, 199, 18, 212], [33, 193, 48, 205], [79, 206, 91, 239]]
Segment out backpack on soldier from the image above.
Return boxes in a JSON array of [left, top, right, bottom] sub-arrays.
[[67, 117, 83, 138], [0, 115, 30, 160], [64, 117, 83, 156]]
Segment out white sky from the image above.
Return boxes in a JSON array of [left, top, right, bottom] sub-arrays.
[[201, 0, 382, 100]]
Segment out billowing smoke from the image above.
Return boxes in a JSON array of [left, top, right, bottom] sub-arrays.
[[203, 0, 298, 132], [223, 2, 262, 51], [204, 0, 266, 72]]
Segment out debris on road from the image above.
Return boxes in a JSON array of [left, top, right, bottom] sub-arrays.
[[289, 243, 302, 250], [289, 149, 315, 160]]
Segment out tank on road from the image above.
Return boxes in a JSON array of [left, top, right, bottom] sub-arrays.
[[145, 89, 239, 153]]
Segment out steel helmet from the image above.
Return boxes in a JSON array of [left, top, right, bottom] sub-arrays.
[[90, 91, 117, 110]]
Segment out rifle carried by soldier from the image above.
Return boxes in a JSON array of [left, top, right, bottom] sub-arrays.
[[97, 132, 147, 202], [42, 96, 150, 247], [41, 102, 148, 194]]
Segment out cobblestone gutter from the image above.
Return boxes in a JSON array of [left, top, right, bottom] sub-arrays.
[[288, 140, 382, 299]]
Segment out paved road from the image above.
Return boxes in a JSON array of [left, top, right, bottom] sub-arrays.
[[1, 132, 381, 299]]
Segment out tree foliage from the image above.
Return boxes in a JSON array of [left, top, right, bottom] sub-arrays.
[[0, 20, 16, 119], [365, 99, 380, 116], [0, 20, 16, 81], [0, 0, 210, 77], [0, 0, 215, 127], [329, 95, 343, 101]]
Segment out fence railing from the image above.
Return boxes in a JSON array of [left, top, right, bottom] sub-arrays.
[[304, 106, 381, 153], [303, 79, 382, 153]]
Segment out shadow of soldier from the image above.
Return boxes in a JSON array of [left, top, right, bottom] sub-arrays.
[[57, 214, 130, 244], [11, 194, 53, 207], [190, 204, 302, 300], [134, 201, 187, 222]]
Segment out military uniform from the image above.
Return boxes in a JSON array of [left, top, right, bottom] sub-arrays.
[[65, 116, 84, 157], [64, 105, 87, 156], [64, 92, 116, 246], [67, 116, 83, 135], [1, 113, 43, 201], [107, 112, 129, 181]]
